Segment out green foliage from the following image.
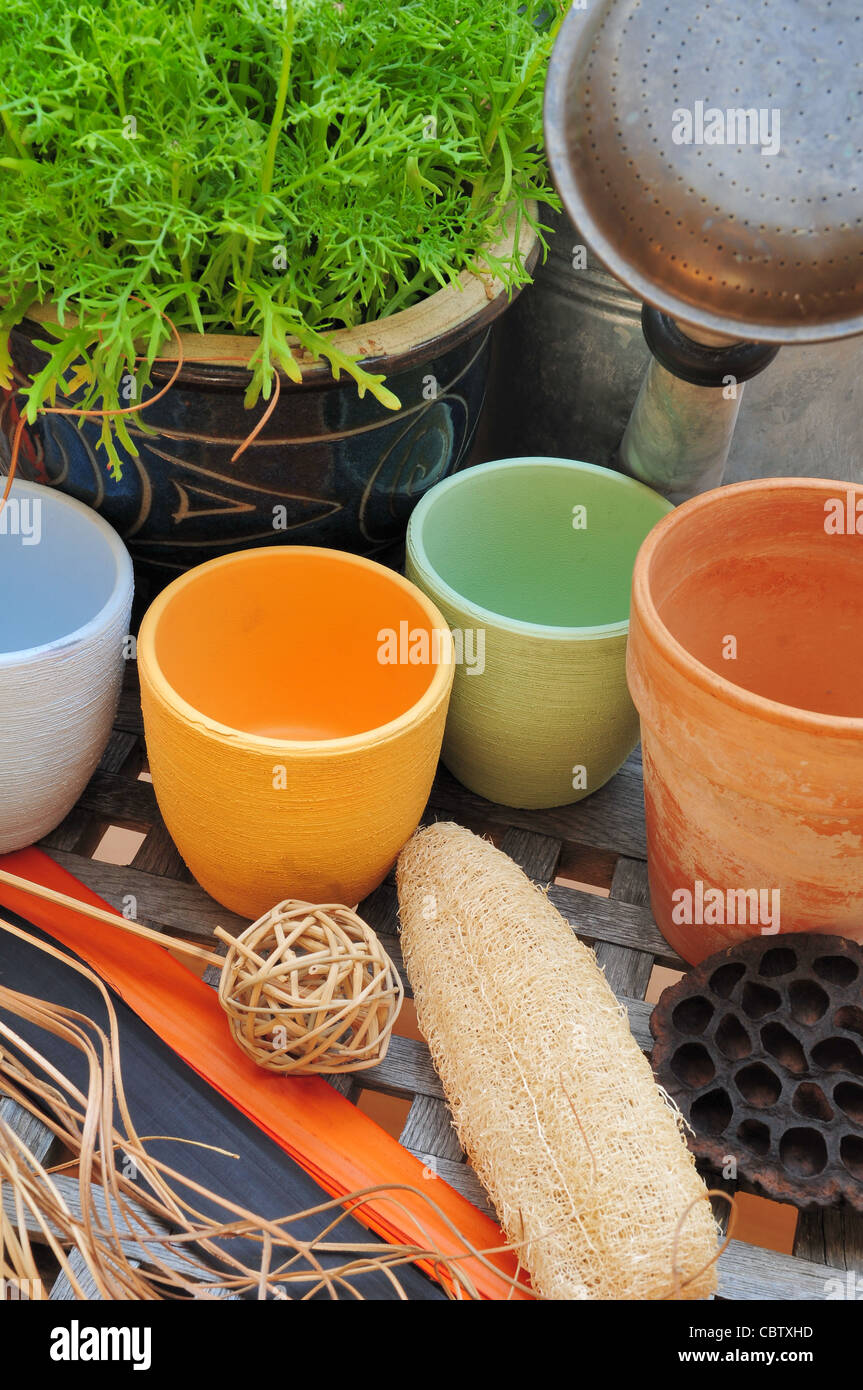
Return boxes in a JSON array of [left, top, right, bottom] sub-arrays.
[[0, 0, 564, 478]]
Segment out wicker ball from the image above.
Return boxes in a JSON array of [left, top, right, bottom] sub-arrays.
[[217, 900, 404, 1075]]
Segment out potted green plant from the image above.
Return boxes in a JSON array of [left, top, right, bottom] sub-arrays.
[[0, 0, 564, 586]]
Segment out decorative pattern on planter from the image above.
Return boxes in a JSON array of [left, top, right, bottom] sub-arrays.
[[3, 325, 491, 590]]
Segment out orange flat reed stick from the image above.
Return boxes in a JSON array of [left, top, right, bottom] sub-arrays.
[[0, 865, 221, 969]]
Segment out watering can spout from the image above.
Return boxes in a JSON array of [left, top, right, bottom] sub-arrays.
[[617, 309, 780, 503]]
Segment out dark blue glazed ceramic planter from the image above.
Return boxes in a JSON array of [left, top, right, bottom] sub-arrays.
[[2, 219, 536, 594]]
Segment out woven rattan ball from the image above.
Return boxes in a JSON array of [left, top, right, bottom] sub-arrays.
[[217, 900, 404, 1075]]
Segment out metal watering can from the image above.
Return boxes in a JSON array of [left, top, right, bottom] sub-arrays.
[[506, 0, 863, 501]]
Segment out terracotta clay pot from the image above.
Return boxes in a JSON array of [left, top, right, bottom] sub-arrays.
[[628, 477, 863, 964]]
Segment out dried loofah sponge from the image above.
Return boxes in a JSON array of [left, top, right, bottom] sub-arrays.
[[397, 822, 719, 1300]]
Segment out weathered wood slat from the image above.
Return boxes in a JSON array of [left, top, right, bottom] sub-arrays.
[[132, 820, 194, 881], [201, 943, 227, 992], [400, 1095, 463, 1162], [400, 1152, 494, 1214], [2, 1173, 201, 1280], [593, 939, 655, 1000], [429, 756, 647, 859], [360, 879, 401, 939], [717, 1238, 845, 1301], [116, 675, 145, 737], [97, 729, 140, 777], [40, 806, 112, 859], [499, 827, 562, 884], [794, 1207, 863, 1274], [595, 857, 656, 1002], [610, 854, 651, 908], [69, 768, 157, 831], [41, 849, 250, 941], [620, 998, 654, 1052], [547, 880, 684, 968], [361, 1035, 445, 1101], [0, 1096, 56, 1165], [325, 1073, 362, 1102], [50, 1248, 123, 1301]]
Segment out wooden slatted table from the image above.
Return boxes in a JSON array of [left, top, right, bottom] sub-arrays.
[[3, 663, 861, 1300]]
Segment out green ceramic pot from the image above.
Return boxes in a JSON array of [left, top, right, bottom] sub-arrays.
[[406, 457, 671, 809]]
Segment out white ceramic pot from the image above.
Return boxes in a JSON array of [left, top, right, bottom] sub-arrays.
[[0, 481, 133, 852]]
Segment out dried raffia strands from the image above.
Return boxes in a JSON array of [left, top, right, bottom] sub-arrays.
[[0, 846, 526, 1299], [0, 919, 529, 1301], [0, 868, 403, 1076], [397, 823, 721, 1300]]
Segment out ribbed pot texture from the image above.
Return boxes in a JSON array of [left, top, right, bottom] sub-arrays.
[[407, 457, 670, 809], [0, 482, 133, 853], [628, 477, 863, 964], [137, 547, 454, 918]]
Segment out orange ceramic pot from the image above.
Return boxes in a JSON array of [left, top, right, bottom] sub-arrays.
[[138, 547, 454, 918], [628, 478, 863, 964]]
